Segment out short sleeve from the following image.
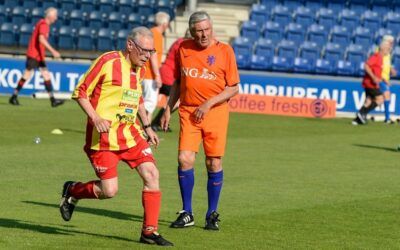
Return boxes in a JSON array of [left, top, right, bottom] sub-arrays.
[[224, 45, 240, 86]]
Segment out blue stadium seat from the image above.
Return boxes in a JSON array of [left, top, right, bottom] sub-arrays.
[[60, 0, 76, 12], [98, 0, 115, 13], [254, 38, 274, 57], [362, 10, 381, 33], [4, 0, 18, 9], [68, 9, 85, 27], [315, 58, 336, 74], [19, 23, 33, 47], [118, 0, 135, 15], [80, 0, 95, 13], [346, 43, 366, 65], [30, 7, 44, 25], [23, 0, 37, 9], [249, 4, 269, 26], [57, 26, 75, 50], [157, 0, 175, 20], [326, 0, 346, 14], [370, 0, 391, 16], [339, 9, 359, 32], [263, 21, 283, 43], [299, 41, 320, 62], [232, 36, 253, 57], [77, 27, 94, 51], [394, 0, 400, 13], [88, 11, 104, 29], [0, 6, 6, 24], [250, 54, 272, 70], [294, 6, 314, 28], [336, 60, 355, 76], [304, 0, 324, 12], [241, 21, 260, 42], [374, 28, 393, 44], [353, 26, 373, 50], [138, 0, 154, 17], [271, 5, 292, 27], [271, 56, 294, 72], [97, 28, 114, 51], [282, 0, 303, 11], [127, 13, 143, 29], [260, 0, 280, 9], [316, 8, 336, 30], [0, 23, 15, 46], [108, 12, 124, 30], [323, 42, 343, 64], [277, 39, 297, 59], [384, 12, 400, 34], [285, 23, 305, 45], [330, 25, 351, 47], [356, 61, 365, 77], [116, 29, 129, 50], [235, 52, 251, 69], [348, 0, 368, 15], [307, 24, 328, 46], [11, 6, 27, 26], [293, 57, 315, 73], [42, 0, 58, 9], [144, 14, 155, 28], [48, 26, 57, 46]]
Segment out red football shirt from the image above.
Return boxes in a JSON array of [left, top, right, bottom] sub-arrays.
[[362, 52, 383, 89], [160, 38, 185, 86], [27, 19, 49, 61]]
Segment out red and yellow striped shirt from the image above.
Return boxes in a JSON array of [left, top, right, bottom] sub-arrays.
[[72, 51, 147, 151]]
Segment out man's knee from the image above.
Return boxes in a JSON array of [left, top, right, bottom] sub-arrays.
[[178, 152, 195, 170], [100, 184, 118, 198], [205, 157, 222, 172]]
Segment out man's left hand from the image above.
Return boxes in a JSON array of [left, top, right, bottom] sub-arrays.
[[145, 127, 160, 148], [194, 101, 212, 123]]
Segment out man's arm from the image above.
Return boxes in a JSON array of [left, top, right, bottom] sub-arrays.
[[150, 53, 162, 88], [39, 34, 60, 58], [160, 80, 180, 131], [76, 98, 110, 133], [193, 84, 239, 123], [364, 64, 380, 84], [138, 102, 159, 147]]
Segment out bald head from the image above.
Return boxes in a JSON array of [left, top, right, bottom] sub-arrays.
[[45, 7, 58, 24]]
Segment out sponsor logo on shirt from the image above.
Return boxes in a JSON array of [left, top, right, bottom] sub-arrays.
[[116, 113, 136, 124], [142, 147, 152, 156], [122, 89, 140, 102], [125, 108, 133, 114], [207, 55, 216, 66], [92, 165, 108, 173], [181, 67, 217, 80], [119, 102, 138, 109]]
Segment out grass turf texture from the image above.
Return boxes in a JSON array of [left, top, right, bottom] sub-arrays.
[[0, 96, 400, 249]]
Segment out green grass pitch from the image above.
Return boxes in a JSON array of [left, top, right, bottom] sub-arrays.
[[1, 96, 400, 249]]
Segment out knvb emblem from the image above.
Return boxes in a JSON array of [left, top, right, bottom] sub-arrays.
[[207, 55, 216, 66]]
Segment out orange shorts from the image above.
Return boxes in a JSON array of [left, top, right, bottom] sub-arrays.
[[179, 103, 229, 157], [84, 138, 155, 180]]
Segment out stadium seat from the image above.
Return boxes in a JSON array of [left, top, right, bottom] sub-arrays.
[[374, 28, 394, 44], [339, 9, 359, 32], [0, 23, 15, 46], [356, 61, 365, 76], [77, 27, 94, 51], [304, 0, 323, 12], [260, 0, 280, 9], [384, 12, 400, 34], [353, 26, 373, 50], [58, 26, 75, 50], [116, 29, 129, 50], [145, 14, 155, 28], [127, 13, 143, 29], [263, 21, 283, 43], [118, 0, 135, 15], [330, 25, 351, 47], [232, 36, 253, 57], [88, 11, 104, 29], [30, 7, 44, 25], [299, 41, 320, 62], [19, 23, 33, 47], [348, 0, 368, 15], [271, 56, 294, 72], [326, 0, 346, 14], [42, 0, 58, 9], [249, 4, 269, 26], [323, 42, 343, 64], [250, 54, 272, 70], [235, 52, 251, 69], [316, 8, 336, 30], [48, 26, 57, 46], [157, 0, 176, 20], [370, 0, 391, 16], [23, 0, 37, 9], [346, 43, 366, 65], [315, 58, 336, 75], [80, 0, 95, 13], [138, 0, 154, 17], [3, 0, 18, 9], [96, 28, 114, 51], [108, 12, 124, 30], [241, 21, 260, 42], [98, 0, 115, 13], [254, 38, 274, 57], [285, 23, 305, 45], [11, 6, 27, 26], [277, 39, 297, 59], [271, 5, 292, 27], [282, 0, 303, 11], [361, 10, 381, 33], [293, 6, 314, 28], [68, 9, 85, 27], [394, 0, 400, 13], [293, 57, 315, 73], [60, 0, 76, 12], [0, 6, 6, 24], [336, 60, 355, 76], [307, 24, 328, 46]]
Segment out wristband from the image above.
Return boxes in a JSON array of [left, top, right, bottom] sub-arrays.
[[143, 124, 151, 129]]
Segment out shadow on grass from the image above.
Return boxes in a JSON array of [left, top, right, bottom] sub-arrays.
[[0, 218, 135, 242], [22, 201, 171, 225], [353, 144, 398, 152]]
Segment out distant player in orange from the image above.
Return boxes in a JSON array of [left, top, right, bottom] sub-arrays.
[[161, 11, 239, 230], [59, 27, 173, 246], [9, 7, 64, 107]]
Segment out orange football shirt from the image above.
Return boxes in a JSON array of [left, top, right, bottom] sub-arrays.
[[144, 27, 163, 79]]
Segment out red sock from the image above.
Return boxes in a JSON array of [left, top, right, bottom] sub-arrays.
[[142, 190, 161, 235], [69, 181, 99, 199]]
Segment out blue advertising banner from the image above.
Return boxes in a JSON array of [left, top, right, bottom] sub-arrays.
[[0, 57, 398, 114]]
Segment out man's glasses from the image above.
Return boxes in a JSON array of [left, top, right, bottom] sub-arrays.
[[131, 40, 156, 55]]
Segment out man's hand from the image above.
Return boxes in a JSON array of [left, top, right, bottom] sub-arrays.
[[193, 101, 212, 123], [160, 108, 171, 132], [52, 50, 61, 59], [92, 115, 110, 133], [145, 127, 160, 148], [155, 74, 162, 88], [372, 76, 380, 84]]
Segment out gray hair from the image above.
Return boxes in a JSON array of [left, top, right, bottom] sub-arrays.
[[188, 11, 212, 30], [45, 7, 57, 17], [382, 35, 395, 43], [127, 26, 153, 42], [155, 11, 170, 26]]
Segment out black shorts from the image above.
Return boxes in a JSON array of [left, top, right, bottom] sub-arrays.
[[26, 57, 46, 70], [365, 88, 383, 98], [159, 84, 172, 96]]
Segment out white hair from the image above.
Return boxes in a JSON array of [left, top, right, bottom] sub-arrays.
[[155, 11, 170, 26], [128, 26, 153, 42], [45, 7, 57, 17], [189, 11, 212, 30]]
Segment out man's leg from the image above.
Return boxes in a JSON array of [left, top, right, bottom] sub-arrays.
[[383, 90, 391, 122], [204, 156, 223, 230], [40, 68, 64, 107], [9, 69, 33, 105]]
